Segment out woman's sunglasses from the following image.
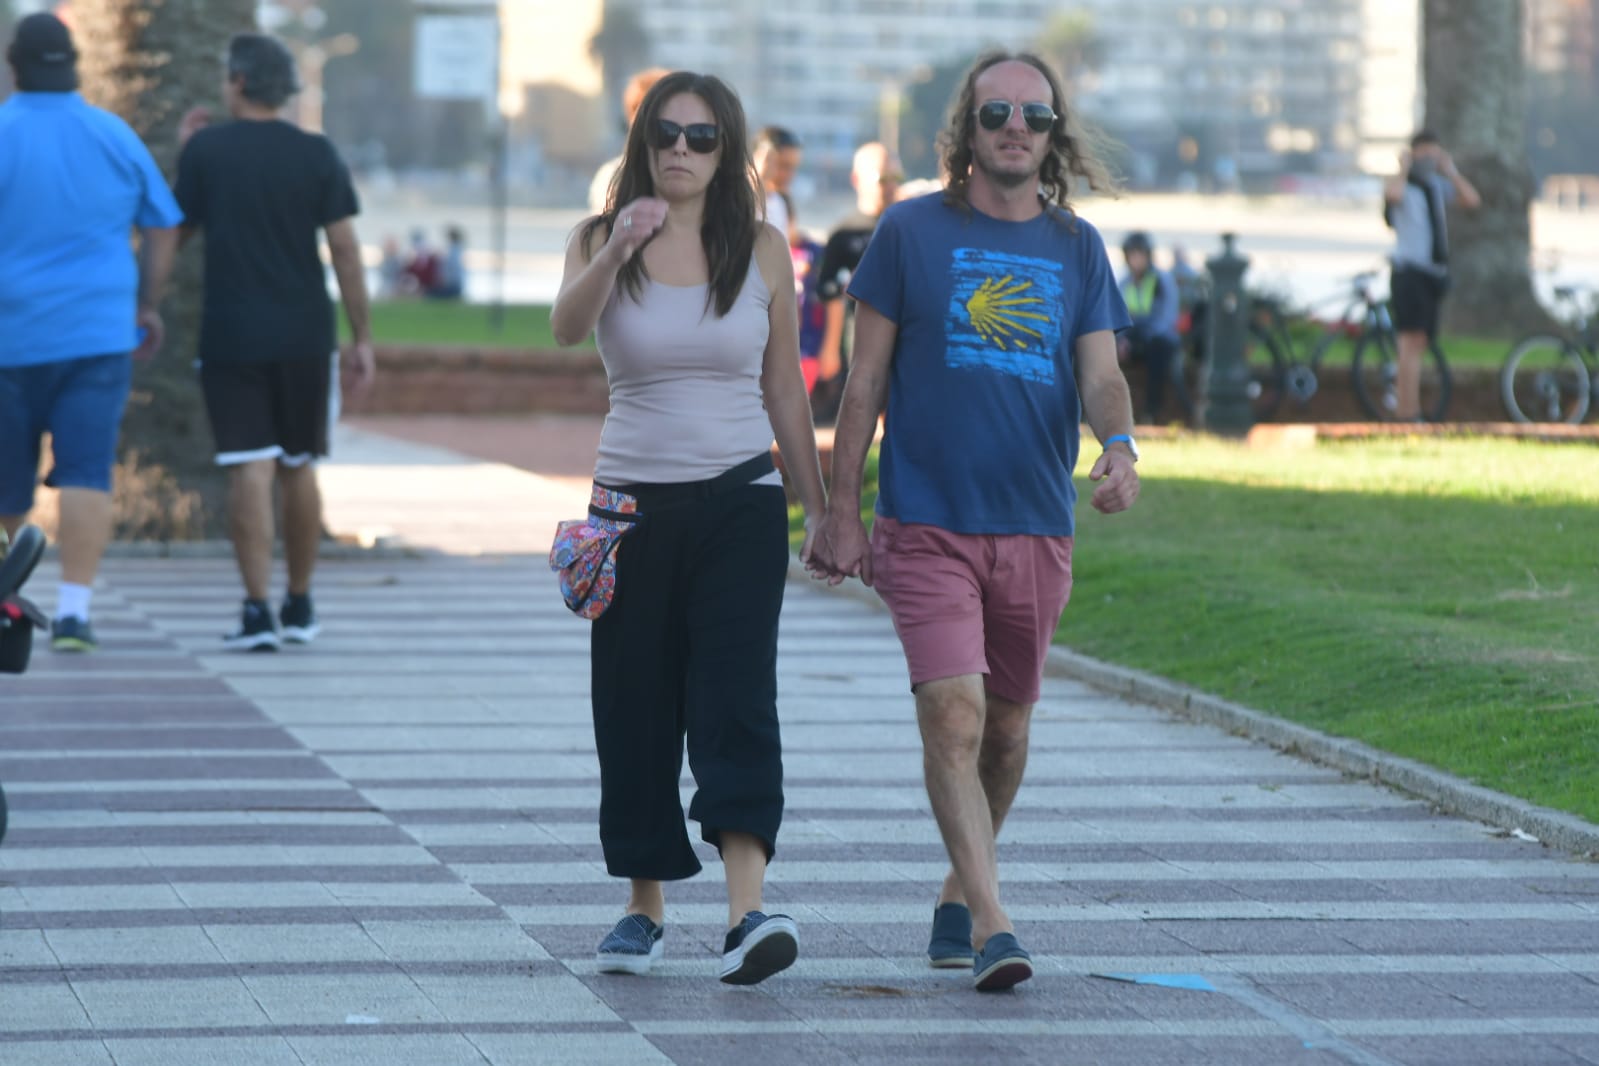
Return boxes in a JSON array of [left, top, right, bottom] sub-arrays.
[[651, 119, 719, 154], [975, 101, 1057, 134]]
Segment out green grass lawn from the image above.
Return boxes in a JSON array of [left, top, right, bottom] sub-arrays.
[[341, 302, 586, 349], [796, 436, 1599, 822]]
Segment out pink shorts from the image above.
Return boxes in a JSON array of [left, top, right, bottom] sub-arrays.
[[870, 517, 1074, 705]]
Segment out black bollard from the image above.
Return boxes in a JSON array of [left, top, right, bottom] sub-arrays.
[[1203, 233, 1255, 436]]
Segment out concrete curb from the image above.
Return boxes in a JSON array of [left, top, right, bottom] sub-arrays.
[[785, 557, 1599, 859]]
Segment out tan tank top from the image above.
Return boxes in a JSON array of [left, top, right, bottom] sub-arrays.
[[593, 261, 783, 486]]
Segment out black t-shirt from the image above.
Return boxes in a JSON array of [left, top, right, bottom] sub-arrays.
[[815, 210, 879, 303], [175, 120, 359, 363]]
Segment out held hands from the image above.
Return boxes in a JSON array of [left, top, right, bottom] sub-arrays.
[[1088, 447, 1140, 514], [806, 506, 872, 587], [608, 197, 668, 262]]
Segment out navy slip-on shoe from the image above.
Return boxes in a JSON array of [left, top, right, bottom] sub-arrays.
[[973, 931, 1033, 992], [928, 902, 976, 969]]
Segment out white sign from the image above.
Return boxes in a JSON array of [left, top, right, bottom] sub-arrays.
[[413, 14, 499, 105]]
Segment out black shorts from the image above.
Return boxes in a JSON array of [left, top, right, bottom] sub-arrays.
[[1390, 267, 1449, 339], [200, 354, 335, 467]]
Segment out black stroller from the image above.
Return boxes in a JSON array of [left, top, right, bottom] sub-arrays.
[[0, 523, 48, 844]]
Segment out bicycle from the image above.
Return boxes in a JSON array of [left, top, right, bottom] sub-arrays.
[[1172, 271, 1452, 423], [1499, 286, 1599, 423]]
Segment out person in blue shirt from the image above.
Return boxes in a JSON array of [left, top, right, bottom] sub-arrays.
[[0, 13, 183, 653], [809, 51, 1140, 992], [1116, 231, 1182, 424]]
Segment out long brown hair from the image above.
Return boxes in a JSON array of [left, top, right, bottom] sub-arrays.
[[938, 50, 1119, 223], [583, 71, 759, 317]]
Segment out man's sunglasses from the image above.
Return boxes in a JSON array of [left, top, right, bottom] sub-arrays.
[[975, 101, 1057, 134], [651, 119, 719, 154]]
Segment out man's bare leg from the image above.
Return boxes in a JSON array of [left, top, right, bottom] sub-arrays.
[[227, 460, 276, 602], [54, 488, 113, 588], [1395, 329, 1427, 420], [938, 692, 1032, 908], [918, 674, 1012, 949], [277, 462, 321, 597]]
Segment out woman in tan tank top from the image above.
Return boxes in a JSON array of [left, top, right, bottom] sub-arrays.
[[551, 71, 827, 987]]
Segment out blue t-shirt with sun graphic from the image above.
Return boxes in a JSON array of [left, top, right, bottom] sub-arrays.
[[847, 192, 1130, 537]]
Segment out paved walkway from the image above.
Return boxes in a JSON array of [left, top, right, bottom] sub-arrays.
[[2, 421, 1597, 1066]]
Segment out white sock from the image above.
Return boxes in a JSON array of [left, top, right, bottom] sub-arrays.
[[56, 582, 93, 622]]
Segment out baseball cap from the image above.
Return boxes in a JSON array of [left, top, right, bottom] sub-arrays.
[[7, 13, 80, 93]]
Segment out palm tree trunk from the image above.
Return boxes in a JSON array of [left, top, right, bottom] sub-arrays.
[[1422, 0, 1557, 337], [74, 0, 258, 538]]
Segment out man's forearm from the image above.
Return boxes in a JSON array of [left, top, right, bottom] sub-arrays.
[[828, 364, 887, 505], [137, 228, 179, 310], [1081, 370, 1135, 443], [332, 251, 371, 341]]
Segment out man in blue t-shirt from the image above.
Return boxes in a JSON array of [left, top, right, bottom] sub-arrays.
[[810, 51, 1140, 992], [0, 13, 183, 653]]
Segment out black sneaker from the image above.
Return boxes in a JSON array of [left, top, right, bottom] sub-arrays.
[[719, 910, 797, 985], [50, 616, 98, 653], [279, 593, 321, 645], [224, 599, 280, 652]]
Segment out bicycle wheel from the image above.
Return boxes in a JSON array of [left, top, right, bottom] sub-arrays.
[[1351, 330, 1452, 421], [1499, 335, 1591, 424]]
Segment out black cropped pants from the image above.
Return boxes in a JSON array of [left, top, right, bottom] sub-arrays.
[[589, 476, 789, 881]]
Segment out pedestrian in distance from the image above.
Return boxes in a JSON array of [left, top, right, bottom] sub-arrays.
[[0, 12, 183, 653], [1116, 231, 1182, 424], [174, 32, 375, 652], [549, 70, 827, 985], [809, 50, 1141, 992], [752, 125, 802, 241], [811, 141, 903, 424], [1382, 130, 1480, 420], [589, 67, 671, 216]]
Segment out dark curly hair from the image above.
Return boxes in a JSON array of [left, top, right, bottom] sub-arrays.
[[582, 71, 759, 318], [938, 50, 1118, 224]]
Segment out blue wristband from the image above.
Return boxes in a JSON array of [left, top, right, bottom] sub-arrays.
[[1104, 434, 1132, 446]]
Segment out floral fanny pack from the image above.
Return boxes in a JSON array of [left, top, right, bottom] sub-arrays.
[[548, 484, 641, 620], [548, 453, 776, 621]]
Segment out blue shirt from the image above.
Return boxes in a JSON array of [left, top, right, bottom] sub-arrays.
[[847, 193, 1130, 537], [0, 92, 184, 367]]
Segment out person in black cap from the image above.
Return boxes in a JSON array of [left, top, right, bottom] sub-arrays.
[[1116, 231, 1181, 424], [173, 32, 375, 652], [0, 12, 184, 653], [8, 11, 77, 91]]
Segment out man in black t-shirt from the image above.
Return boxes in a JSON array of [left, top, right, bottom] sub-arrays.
[[811, 142, 901, 425], [174, 33, 374, 652]]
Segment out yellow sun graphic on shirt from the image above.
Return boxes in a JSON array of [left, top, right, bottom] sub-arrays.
[[965, 275, 1049, 350]]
